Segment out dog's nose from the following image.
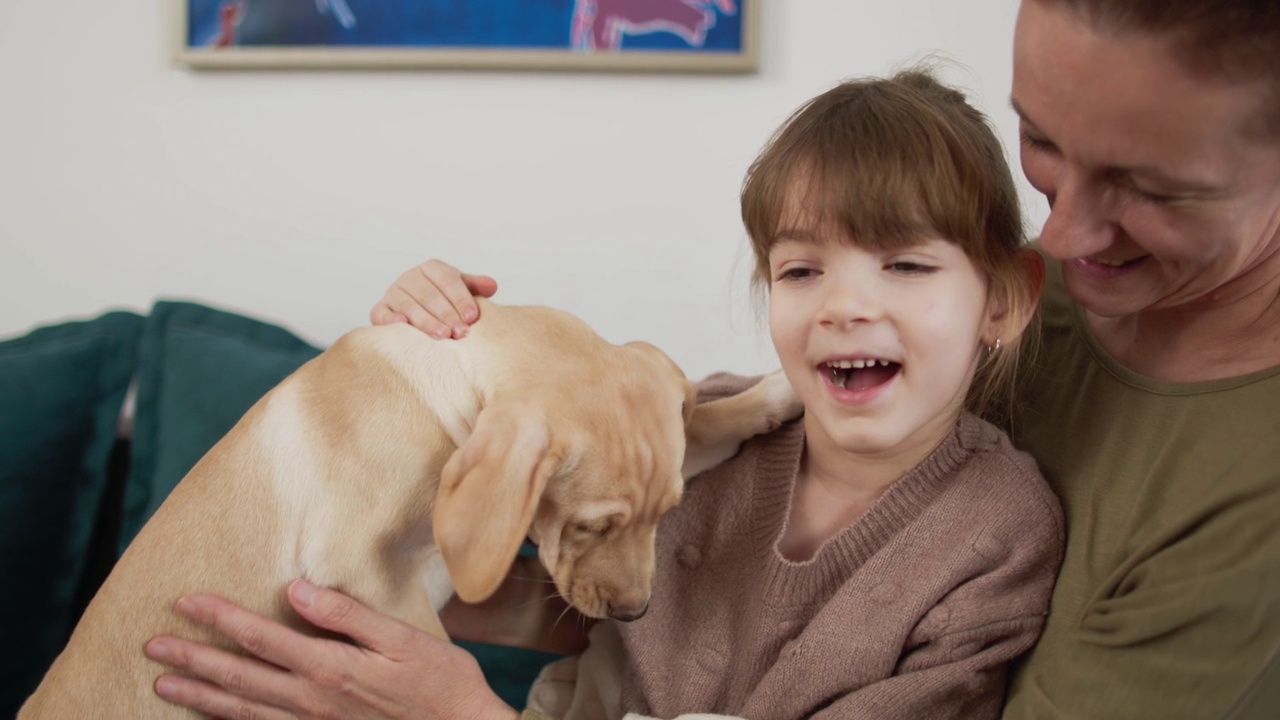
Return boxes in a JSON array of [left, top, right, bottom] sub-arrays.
[[606, 600, 649, 622]]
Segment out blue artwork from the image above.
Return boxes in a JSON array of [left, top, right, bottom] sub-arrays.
[[186, 0, 747, 54]]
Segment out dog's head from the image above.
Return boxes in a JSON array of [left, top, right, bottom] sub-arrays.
[[433, 337, 696, 621]]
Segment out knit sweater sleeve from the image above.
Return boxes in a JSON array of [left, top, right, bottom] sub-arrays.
[[693, 372, 763, 402], [812, 610, 1051, 719]]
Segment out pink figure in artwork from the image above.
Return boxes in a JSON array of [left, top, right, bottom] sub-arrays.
[[572, 0, 738, 51], [214, 0, 245, 47]]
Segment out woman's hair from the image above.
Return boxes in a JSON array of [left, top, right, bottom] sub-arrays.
[[740, 68, 1034, 422], [1034, 0, 1280, 136]]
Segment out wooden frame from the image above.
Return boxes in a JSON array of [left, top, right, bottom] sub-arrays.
[[176, 0, 759, 73]]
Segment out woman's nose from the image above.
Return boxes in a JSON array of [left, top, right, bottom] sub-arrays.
[[1038, 170, 1118, 261]]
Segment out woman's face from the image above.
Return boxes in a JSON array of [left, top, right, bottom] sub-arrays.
[[1011, 0, 1280, 320]]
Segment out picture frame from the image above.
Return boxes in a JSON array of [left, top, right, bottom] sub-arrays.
[[176, 0, 758, 73]]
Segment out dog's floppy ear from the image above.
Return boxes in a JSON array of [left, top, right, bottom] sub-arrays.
[[434, 400, 564, 603]]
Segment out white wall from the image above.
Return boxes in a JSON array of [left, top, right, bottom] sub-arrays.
[[0, 0, 1045, 381]]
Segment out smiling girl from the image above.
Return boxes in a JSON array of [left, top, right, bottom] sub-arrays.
[[522, 71, 1066, 720], [569, 68, 1067, 720]]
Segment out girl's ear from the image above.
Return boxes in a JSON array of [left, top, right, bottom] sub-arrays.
[[1020, 247, 1048, 306], [985, 248, 1046, 344]]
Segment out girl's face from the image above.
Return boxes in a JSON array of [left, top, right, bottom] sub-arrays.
[[1013, 0, 1280, 321], [767, 219, 998, 471]]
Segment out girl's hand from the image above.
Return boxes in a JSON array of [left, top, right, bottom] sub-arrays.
[[146, 579, 519, 720], [371, 259, 499, 339]]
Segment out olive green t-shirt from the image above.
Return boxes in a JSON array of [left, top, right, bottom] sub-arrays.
[[1001, 260, 1280, 720]]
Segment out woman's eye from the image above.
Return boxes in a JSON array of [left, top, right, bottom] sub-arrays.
[[1019, 130, 1055, 152], [1128, 185, 1179, 205]]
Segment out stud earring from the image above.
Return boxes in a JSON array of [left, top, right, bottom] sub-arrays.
[[987, 338, 1002, 354]]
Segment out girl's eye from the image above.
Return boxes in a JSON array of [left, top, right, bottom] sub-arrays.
[[777, 267, 817, 282], [886, 261, 936, 275]]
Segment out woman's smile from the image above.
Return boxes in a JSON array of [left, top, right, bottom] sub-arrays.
[[1070, 254, 1151, 281]]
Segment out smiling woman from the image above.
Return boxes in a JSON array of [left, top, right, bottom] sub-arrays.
[[1000, 2, 1280, 719], [1010, 0, 1280, 382]]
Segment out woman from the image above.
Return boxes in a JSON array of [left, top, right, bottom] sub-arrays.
[[144, 1, 1280, 718]]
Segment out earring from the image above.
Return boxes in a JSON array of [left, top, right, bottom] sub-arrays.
[[987, 338, 1002, 355]]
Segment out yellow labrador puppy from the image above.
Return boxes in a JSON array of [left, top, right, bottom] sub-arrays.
[[20, 299, 800, 719]]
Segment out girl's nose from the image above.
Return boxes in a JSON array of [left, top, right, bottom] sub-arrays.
[[1038, 170, 1118, 261], [818, 277, 883, 329]]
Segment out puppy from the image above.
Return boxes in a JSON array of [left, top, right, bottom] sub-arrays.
[[20, 299, 800, 719]]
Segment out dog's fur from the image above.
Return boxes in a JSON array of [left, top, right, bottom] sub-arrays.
[[20, 299, 800, 719]]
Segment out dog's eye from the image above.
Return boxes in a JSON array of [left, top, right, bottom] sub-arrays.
[[572, 519, 612, 537]]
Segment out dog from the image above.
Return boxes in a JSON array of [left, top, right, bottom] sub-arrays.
[[19, 298, 801, 718]]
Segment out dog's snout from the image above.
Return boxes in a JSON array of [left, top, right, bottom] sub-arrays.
[[607, 600, 650, 622]]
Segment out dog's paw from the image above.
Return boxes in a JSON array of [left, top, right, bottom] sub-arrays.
[[748, 369, 803, 434]]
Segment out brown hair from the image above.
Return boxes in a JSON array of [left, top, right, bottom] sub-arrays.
[[740, 68, 1035, 422], [1033, 0, 1280, 134]]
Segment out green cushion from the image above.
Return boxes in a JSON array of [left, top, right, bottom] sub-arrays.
[[0, 311, 144, 718], [120, 300, 322, 551], [458, 640, 565, 710]]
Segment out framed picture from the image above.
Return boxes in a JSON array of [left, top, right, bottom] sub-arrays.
[[177, 0, 758, 72]]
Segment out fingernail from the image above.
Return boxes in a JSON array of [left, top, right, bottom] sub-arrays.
[[155, 676, 178, 698], [462, 307, 478, 322], [146, 639, 171, 661], [452, 324, 469, 338], [290, 579, 316, 607], [431, 325, 451, 339]]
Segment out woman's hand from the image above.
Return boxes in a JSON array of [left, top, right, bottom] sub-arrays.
[[371, 259, 498, 339], [146, 579, 519, 720]]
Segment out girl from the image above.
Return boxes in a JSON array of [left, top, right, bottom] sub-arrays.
[[147, 69, 1063, 720]]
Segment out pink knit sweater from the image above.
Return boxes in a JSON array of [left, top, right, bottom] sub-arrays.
[[614, 374, 1064, 720]]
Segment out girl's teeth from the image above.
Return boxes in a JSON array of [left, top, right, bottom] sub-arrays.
[[829, 359, 890, 369], [827, 358, 896, 389]]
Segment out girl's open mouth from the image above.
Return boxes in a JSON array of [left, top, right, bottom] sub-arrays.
[[823, 359, 902, 392]]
